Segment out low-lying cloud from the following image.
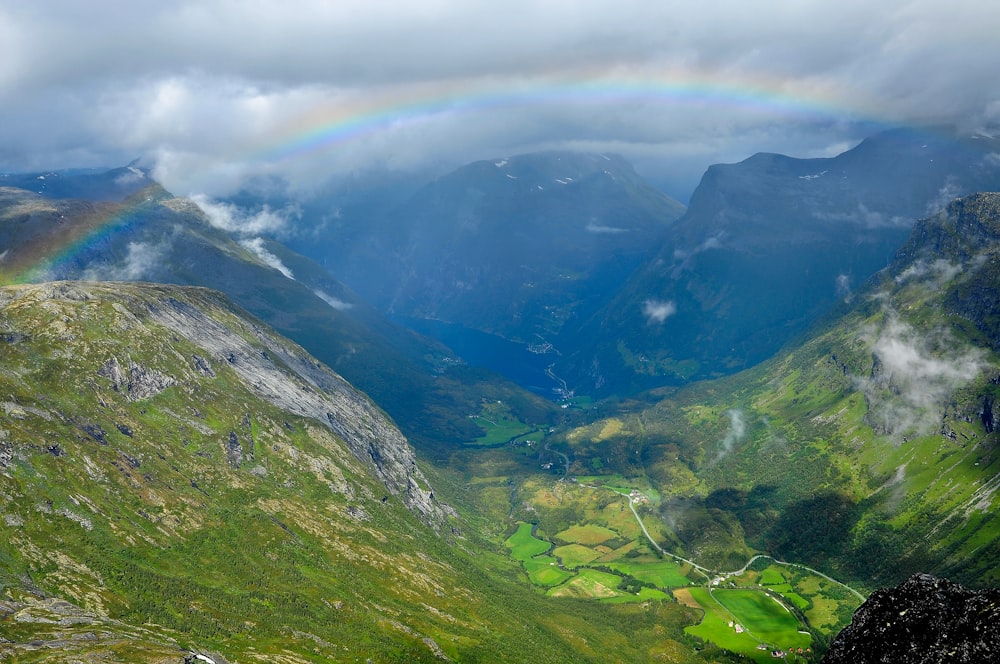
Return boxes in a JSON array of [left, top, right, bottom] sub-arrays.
[[192, 195, 296, 236], [314, 290, 354, 311], [813, 203, 910, 229], [586, 222, 627, 234], [711, 409, 747, 464], [82, 241, 166, 282], [835, 273, 852, 301], [860, 316, 986, 438], [893, 258, 964, 288], [925, 179, 965, 215], [643, 299, 676, 324], [239, 237, 294, 279]]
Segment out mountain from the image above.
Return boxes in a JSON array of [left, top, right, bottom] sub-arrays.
[[279, 151, 686, 395], [0, 281, 710, 662], [418, 192, 1000, 661], [541, 192, 1000, 591], [0, 164, 155, 202], [0, 179, 558, 449], [562, 128, 1000, 394], [822, 574, 1000, 663]]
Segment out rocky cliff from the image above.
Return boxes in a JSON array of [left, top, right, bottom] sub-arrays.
[[823, 574, 1000, 663], [0, 280, 451, 526]]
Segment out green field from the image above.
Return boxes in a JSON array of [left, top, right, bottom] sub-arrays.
[[713, 589, 810, 649], [556, 523, 619, 545], [548, 568, 624, 599], [759, 568, 786, 585], [606, 560, 691, 588], [506, 522, 552, 560], [685, 586, 811, 661], [601, 587, 669, 603], [685, 587, 770, 660], [554, 543, 602, 568], [524, 556, 575, 587]]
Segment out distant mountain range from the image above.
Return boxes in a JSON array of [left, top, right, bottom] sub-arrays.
[[4, 129, 1000, 661], [271, 151, 687, 395], [559, 128, 1000, 394], [0, 178, 556, 450], [240, 130, 1000, 402]]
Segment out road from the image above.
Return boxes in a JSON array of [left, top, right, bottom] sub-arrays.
[[592, 483, 865, 599]]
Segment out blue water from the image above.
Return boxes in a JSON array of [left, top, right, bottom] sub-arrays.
[[396, 317, 560, 397]]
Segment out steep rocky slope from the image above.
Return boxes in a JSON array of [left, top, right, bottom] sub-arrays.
[[0, 281, 706, 662], [0, 280, 448, 522], [823, 574, 1000, 663]]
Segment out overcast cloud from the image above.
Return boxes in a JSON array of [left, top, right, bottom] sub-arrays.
[[1, 1, 999, 199]]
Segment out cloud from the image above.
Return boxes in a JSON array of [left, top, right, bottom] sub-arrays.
[[81, 241, 167, 282], [192, 195, 295, 235], [813, 203, 910, 229], [314, 290, 354, 311], [859, 316, 986, 438], [238, 237, 294, 279], [835, 273, 852, 301], [671, 233, 724, 276], [1, 2, 1000, 198], [585, 222, 627, 234], [711, 409, 747, 463], [924, 179, 965, 215], [893, 258, 964, 287], [643, 299, 676, 324]]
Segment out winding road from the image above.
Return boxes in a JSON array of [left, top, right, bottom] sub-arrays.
[[599, 484, 865, 600]]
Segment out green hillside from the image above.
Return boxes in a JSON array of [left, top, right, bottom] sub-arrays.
[[545, 193, 1000, 589], [0, 282, 712, 663], [440, 193, 1000, 660]]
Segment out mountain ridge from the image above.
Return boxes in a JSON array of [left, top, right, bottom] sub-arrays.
[[560, 128, 1000, 395]]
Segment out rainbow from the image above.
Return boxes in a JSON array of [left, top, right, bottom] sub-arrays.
[[254, 66, 885, 164], [0, 67, 902, 283], [0, 195, 152, 286]]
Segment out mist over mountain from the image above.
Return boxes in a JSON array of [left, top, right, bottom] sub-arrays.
[[264, 151, 685, 394], [0, 164, 154, 202], [559, 128, 1000, 395], [4, 3, 1000, 661], [0, 177, 557, 449], [5, 134, 1000, 662]]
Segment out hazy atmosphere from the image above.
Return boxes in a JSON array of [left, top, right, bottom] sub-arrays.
[[6, 3, 1000, 662], [3, 0, 999, 199]]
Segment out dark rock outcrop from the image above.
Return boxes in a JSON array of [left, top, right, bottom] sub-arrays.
[[823, 573, 1000, 663]]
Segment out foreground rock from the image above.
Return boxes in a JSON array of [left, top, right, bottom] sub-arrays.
[[823, 573, 1000, 663]]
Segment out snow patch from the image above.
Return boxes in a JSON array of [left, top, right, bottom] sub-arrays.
[[494, 159, 508, 168]]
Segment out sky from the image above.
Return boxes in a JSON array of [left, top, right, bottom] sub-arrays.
[[2, 0, 999, 201]]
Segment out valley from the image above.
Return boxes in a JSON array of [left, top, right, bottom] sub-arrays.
[[3, 138, 1000, 662]]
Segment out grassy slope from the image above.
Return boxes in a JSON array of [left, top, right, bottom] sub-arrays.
[[549, 198, 1000, 592], [0, 282, 712, 663]]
